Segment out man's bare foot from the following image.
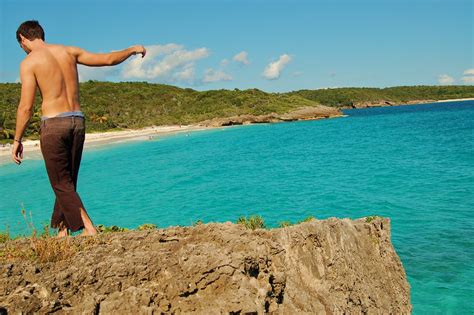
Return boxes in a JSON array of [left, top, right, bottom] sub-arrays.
[[56, 227, 69, 238], [80, 228, 97, 237], [79, 207, 97, 236]]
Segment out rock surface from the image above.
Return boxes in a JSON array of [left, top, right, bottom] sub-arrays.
[[344, 99, 437, 109], [198, 105, 343, 127], [0, 218, 411, 314]]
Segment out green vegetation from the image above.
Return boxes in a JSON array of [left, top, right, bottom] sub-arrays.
[[2, 82, 472, 143], [96, 224, 130, 233], [290, 85, 474, 108], [277, 221, 292, 228], [236, 215, 266, 230], [192, 219, 203, 226], [277, 215, 317, 228], [0, 82, 319, 142], [300, 215, 317, 223], [96, 223, 157, 233], [137, 223, 158, 231], [0, 230, 10, 243], [365, 216, 381, 223]]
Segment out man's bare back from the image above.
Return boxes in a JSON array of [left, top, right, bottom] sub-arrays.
[[22, 44, 81, 117]]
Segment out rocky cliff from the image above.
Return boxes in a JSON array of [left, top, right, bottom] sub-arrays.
[[0, 217, 411, 314], [344, 99, 437, 109], [198, 105, 343, 127]]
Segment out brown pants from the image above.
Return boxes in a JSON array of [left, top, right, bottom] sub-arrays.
[[40, 116, 87, 232]]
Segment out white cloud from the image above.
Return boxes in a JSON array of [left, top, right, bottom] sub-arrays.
[[262, 54, 292, 80], [121, 44, 210, 82], [173, 63, 195, 82], [461, 69, 474, 84], [463, 69, 474, 76], [220, 59, 229, 67], [233, 51, 250, 65], [317, 86, 339, 90], [437, 74, 455, 85], [292, 71, 303, 77], [461, 76, 474, 84], [203, 68, 233, 83]]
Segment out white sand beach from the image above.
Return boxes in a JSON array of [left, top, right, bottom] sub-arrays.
[[436, 97, 474, 103], [0, 124, 215, 165]]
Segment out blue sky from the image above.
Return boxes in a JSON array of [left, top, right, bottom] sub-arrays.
[[0, 0, 472, 92]]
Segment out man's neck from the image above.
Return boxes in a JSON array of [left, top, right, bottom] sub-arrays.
[[29, 39, 47, 51]]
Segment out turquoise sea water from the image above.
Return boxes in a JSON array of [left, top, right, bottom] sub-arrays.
[[1, 100, 473, 313]]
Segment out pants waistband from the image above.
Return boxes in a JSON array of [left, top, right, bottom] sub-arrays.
[[40, 115, 85, 128], [41, 111, 85, 121]]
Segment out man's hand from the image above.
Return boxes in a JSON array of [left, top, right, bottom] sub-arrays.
[[12, 140, 24, 165], [132, 45, 146, 58]]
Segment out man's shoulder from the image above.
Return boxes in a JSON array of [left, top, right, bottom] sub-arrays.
[[44, 44, 82, 62], [19, 56, 37, 78], [21, 47, 48, 67], [46, 43, 70, 53], [56, 45, 83, 58], [44, 43, 75, 54], [20, 55, 35, 68]]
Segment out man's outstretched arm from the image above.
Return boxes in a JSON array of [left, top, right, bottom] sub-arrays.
[[68, 45, 146, 67], [12, 60, 36, 164]]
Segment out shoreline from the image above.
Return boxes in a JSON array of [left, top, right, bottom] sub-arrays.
[[340, 97, 474, 109], [435, 97, 474, 103], [0, 124, 218, 164], [1, 97, 472, 164], [0, 104, 343, 164]]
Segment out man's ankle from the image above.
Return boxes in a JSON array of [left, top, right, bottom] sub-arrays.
[[81, 228, 97, 236]]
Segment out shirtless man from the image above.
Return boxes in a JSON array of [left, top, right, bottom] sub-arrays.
[[12, 20, 146, 237]]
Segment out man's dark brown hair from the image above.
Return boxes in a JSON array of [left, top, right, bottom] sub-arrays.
[[16, 20, 45, 43]]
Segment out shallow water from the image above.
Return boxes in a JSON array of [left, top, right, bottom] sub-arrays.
[[1, 100, 473, 314]]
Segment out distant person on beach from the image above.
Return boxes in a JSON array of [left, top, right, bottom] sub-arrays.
[[12, 20, 146, 237]]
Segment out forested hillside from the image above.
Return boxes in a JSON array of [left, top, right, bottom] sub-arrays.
[[290, 85, 474, 107], [1, 82, 473, 142]]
